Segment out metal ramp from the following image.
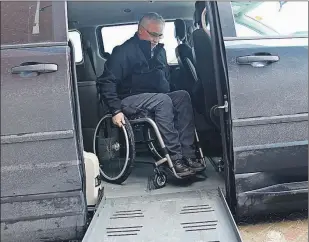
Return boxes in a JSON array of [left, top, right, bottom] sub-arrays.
[[83, 188, 242, 242]]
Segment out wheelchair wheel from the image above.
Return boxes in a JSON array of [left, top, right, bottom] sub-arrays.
[[144, 126, 164, 160], [93, 114, 135, 184], [153, 173, 167, 189]]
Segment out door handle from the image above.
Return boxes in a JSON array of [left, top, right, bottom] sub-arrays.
[[237, 55, 279, 67], [11, 63, 58, 74]]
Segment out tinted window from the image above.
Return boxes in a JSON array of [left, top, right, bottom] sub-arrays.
[[101, 22, 178, 64], [69, 31, 83, 63], [231, 1, 308, 37], [1, 1, 67, 45]]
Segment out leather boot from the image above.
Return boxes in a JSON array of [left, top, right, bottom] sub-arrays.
[[183, 157, 205, 172], [174, 159, 196, 176]]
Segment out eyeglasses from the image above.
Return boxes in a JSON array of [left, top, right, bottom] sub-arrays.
[[140, 25, 163, 39]]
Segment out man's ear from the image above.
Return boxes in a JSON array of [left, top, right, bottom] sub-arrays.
[[137, 26, 142, 34]]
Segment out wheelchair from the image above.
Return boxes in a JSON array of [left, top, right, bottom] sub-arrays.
[[92, 110, 207, 189]]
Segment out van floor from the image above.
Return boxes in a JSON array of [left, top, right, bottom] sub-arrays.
[[83, 156, 242, 242], [101, 155, 225, 199]]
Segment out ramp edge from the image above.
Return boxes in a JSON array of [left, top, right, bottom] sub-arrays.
[[218, 187, 243, 242]]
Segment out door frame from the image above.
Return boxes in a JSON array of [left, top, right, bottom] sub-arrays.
[[205, 1, 237, 215]]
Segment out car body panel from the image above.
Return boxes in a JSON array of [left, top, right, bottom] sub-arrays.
[[218, 2, 308, 216], [0, 2, 87, 241]]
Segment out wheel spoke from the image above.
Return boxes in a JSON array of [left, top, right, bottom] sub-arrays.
[[93, 114, 134, 183]]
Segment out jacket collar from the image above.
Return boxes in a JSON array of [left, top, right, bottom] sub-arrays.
[[133, 32, 164, 59]]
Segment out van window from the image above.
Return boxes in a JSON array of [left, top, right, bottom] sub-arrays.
[[101, 22, 178, 64], [234, 23, 261, 37], [231, 1, 308, 38], [0, 2, 67, 45], [69, 31, 83, 63]]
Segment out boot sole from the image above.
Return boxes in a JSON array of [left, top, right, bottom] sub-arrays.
[[161, 166, 196, 178], [176, 170, 196, 177]]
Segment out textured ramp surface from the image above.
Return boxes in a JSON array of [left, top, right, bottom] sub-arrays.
[[83, 189, 242, 242]]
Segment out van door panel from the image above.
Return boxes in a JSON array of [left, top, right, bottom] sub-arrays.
[[1, 47, 83, 197], [1, 1, 67, 45], [1, 46, 87, 241], [225, 39, 308, 119], [1, 135, 82, 196], [217, 1, 308, 216], [1, 47, 73, 135], [216, 6, 309, 215], [1, 2, 87, 241], [224, 38, 308, 174]]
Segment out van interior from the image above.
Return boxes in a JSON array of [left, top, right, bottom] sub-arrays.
[[67, 1, 227, 199]]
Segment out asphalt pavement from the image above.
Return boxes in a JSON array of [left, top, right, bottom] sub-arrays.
[[238, 211, 308, 242]]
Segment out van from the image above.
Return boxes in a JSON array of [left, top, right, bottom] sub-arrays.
[[1, 1, 307, 241]]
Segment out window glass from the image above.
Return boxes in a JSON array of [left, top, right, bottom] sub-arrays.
[[1, 1, 67, 45], [231, 1, 308, 37], [69, 31, 83, 63], [234, 23, 262, 37], [101, 22, 178, 64]]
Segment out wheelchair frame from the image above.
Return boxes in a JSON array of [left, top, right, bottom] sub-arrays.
[[93, 113, 206, 188]]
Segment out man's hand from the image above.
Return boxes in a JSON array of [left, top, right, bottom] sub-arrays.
[[112, 112, 125, 128]]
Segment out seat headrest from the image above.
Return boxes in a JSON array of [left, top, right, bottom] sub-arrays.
[[194, 1, 206, 27], [174, 19, 187, 42], [84, 40, 91, 50]]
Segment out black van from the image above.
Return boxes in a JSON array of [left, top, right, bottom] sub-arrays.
[[1, 1, 307, 241]]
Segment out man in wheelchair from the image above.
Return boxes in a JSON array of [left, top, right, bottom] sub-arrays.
[[98, 12, 205, 177]]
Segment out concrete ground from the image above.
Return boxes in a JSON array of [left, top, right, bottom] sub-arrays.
[[238, 212, 308, 242]]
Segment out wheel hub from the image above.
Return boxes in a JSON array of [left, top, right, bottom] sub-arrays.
[[157, 176, 166, 186], [111, 142, 120, 151]]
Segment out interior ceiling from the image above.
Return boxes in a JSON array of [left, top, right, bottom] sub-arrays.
[[67, 1, 196, 28]]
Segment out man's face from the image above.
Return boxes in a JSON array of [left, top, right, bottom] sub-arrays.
[[138, 20, 164, 49]]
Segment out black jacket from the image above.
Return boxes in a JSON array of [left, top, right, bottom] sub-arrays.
[[97, 33, 171, 115]]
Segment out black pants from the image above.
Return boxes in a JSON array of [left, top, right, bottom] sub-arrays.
[[121, 90, 196, 161]]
